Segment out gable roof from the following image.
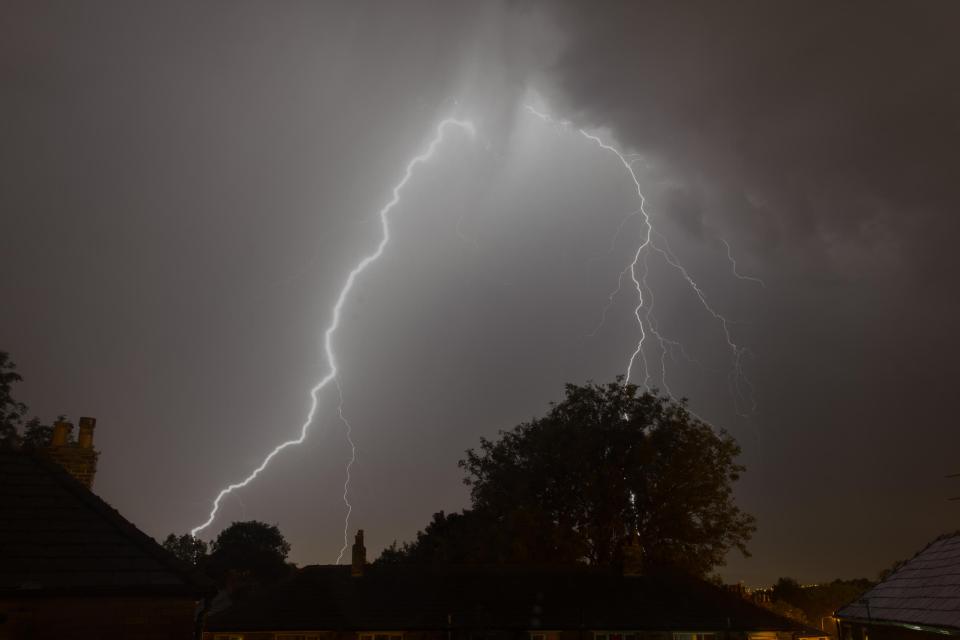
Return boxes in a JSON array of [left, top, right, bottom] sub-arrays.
[[836, 532, 960, 632], [0, 450, 213, 598], [208, 563, 823, 635]]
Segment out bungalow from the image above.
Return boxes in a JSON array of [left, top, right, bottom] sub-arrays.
[[204, 532, 826, 640]]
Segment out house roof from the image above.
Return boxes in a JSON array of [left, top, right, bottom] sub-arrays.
[[836, 532, 960, 632], [0, 449, 213, 598], [208, 563, 824, 635]]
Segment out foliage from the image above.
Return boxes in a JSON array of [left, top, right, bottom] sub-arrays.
[[767, 577, 874, 626], [765, 599, 810, 624], [379, 379, 756, 576], [162, 533, 208, 567], [376, 508, 578, 565], [877, 558, 905, 582], [206, 520, 292, 587], [21, 415, 68, 449], [0, 351, 64, 450], [0, 352, 26, 449]]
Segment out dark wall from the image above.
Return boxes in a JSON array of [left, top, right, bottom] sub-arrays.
[[0, 596, 199, 639]]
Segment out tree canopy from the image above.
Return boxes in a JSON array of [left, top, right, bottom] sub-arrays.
[[206, 520, 292, 587], [162, 533, 208, 567], [763, 577, 873, 626], [0, 351, 64, 450], [0, 351, 27, 449], [379, 380, 756, 576]]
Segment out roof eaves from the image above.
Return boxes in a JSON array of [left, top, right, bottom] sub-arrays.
[[835, 615, 960, 636]]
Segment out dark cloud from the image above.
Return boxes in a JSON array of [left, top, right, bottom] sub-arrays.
[[539, 0, 960, 582], [541, 1, 960, 273]]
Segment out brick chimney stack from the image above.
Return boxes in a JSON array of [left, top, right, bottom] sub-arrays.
[[351, 529, 366, 577], [44, 417, 99, 489]]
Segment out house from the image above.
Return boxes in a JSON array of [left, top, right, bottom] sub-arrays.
[[0, 418, 214, 639], [204, 531, 827, 640], [835, 532, 960, 640]]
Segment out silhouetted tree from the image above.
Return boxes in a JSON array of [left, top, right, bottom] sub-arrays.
[[766, 577, 874, 626], [771, 577, 803, 603], [0, 351, 26, 449], [765, 599, 809, 625], [20, 415, 68, 449], [0, 351, 64, 450], [380, 380, 756, 576], [877, 558, 906, 581], [206, 521, 292, 588], [376, 508, 578, 565], [162, 533, 208, 567]]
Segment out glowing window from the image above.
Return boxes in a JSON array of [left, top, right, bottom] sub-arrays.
[[595, 631, 642, 640], [360, 632, 402, 640], [673, 633, 717, 640]]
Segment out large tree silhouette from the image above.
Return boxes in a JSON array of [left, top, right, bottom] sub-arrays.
[[381, 380, 755, 576], [206, 521, 292, 588]]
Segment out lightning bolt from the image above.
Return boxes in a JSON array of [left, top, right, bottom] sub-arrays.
[[190, 117, 476, 538], [334, 378, 356, 565], [721, 238, 766, 288], [586, 207, 643, 338], [191, 103, 756, 542], [525, 105, 755, 412]]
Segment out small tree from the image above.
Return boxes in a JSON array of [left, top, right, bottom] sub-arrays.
[[206, 521, 292, 587], [0, 351, 64, 451], [768, 577, 874, 627], [0, 352, 26, 449], [162, 533, 208, 567]]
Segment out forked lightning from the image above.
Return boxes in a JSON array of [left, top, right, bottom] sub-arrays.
[[525, 105, 755, 413], [190, 118, 475, 538], [191, 105, 760, 547]]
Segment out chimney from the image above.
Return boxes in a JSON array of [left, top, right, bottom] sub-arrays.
[[77, 416, 96, 449], [351, 529, 366, 577], [51, 420, 72, 447], [621, 531, 643, 576], [43, 417, 99, 490]]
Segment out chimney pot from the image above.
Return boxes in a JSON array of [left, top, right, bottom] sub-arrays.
[[78, 416, 96, 449], [351, 529, 366, 577], [51, 421, 73, 447]]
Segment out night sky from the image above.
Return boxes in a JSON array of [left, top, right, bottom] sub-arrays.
[[2, 2, 959, 586]]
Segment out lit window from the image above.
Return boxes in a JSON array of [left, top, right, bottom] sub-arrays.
[[674, 633, 717, 640], [360, 632, 401, 640], [595, 631, 642, 640]]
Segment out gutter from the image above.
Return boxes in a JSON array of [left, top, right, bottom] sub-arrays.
[[836, 616, 960, 637]]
